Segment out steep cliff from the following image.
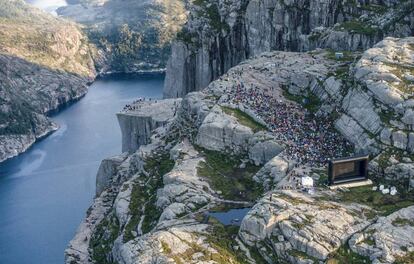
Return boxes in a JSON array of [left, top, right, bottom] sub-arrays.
[[67, 37, 414, 264], [57, 0, 187, 73], [164, 0, 414, 98], [117, 99, 181, 153], [0, 0, 97, 162]]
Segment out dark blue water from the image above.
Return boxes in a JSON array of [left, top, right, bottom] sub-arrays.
[[0, 75, 163, 264], [208, 207, 251, 226]]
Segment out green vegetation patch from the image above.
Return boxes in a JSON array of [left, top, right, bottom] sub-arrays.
[[288, 249, 319, 262], [123, 152, 175, 242], [360, 4, 388, 14], [90, 213, 120, 264], [0, 101, 35, 135], [336, 186, 414, 217], [392, 217, 414, 227], [327, 244, 371, 264], [308, 32, 322, 42], [378, 109, 397, 125], [333, 65, 351, 79], [276, 193, 310, 205], [193, 0, 229, 32], [360, 236, 375, 246], [110, 24, 144, 72], [176, 28, 200, 46], [246, 245, 270, 264], [205, 217, 252, 263], [282, 90, 321, 114], [221, 106, 267, 132], [395, 251, 414, 264], [335, 20, 377, 36], [162, 217, 255, 264], [196, 147, 262, 201], [382, 61, 414, 94], [325, 50, 356, 62]]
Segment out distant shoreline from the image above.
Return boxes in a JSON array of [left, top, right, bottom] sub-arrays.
[[97, 70, 166, 80]]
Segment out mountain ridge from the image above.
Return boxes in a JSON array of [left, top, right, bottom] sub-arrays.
[[0, 0, 97, 162]]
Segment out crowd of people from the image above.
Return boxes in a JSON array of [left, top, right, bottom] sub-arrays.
[[222, 78, 352, 167], [121, 97, 157, 112], [121, 66, 352, 167]]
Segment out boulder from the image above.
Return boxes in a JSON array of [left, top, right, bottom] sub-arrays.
[[196, 106, 253, 153], [408, 133, 414, 153], [253, 155, 289, 190], [341, 88, 382, 134], [248, 140, 284, 166], [248, 132, 284, 165], [384, 162, 414, 182], [96, 153, 129, 195], [335, 114, 375, 152], [402, 109, 414, 126], [392, 130, 408, 150], [323, 76, 343, 101], [239, 191, 371, 261], [349, 206, 414, 264], [380, 127, 393, 145]]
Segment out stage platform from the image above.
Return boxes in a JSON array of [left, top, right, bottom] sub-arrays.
[[329, 179, 373, 190]]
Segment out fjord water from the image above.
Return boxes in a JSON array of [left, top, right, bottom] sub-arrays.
[[0, 75, 164, 264]]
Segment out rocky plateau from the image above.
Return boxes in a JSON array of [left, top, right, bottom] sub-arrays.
[[66, 35, 414, 264]]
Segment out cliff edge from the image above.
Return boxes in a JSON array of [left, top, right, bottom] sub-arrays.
[[67, 37, 414, 264], [0, 0, 97, 162], [164, 0, 414, 98]]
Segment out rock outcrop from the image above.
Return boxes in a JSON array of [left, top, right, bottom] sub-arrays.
[[349, 206, 414, 264], [96, 153, 129, 195], [0, 0, 97, 162], [333, 37, 414, 154], [117, 99, 181, 153], [67, 37, 414, 264], [239, 190, 372, 262], [57, 0, 187, 73], [0, 54, 90, 162], [164, 0, 414, 98]]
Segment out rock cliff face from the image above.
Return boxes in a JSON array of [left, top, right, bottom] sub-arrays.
[[333, 37, 414, 154], [117, 99, 181, 153], [164, 0, 414, 98], [57, 0, 187, 73], [0, 0, 96, 162], [67, 37, 414, 264]]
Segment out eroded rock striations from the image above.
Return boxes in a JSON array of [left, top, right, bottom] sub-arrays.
[[68, 37, 414, 264], [0, 0, 97, 162], [164, 0, 414, 98]]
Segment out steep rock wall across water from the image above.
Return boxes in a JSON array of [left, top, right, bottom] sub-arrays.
[[164, 0, 414, 98]]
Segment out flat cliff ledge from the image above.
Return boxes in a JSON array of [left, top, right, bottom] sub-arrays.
[[117, 98, 182, 153]]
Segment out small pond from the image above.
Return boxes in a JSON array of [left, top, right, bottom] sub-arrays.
[[207, 207, 251, 226]]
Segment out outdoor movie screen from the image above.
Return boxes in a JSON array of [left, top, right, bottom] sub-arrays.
[[328, 155, 369, 185]]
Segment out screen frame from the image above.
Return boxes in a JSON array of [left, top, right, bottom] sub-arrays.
[[328, 155, 369, 185]]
